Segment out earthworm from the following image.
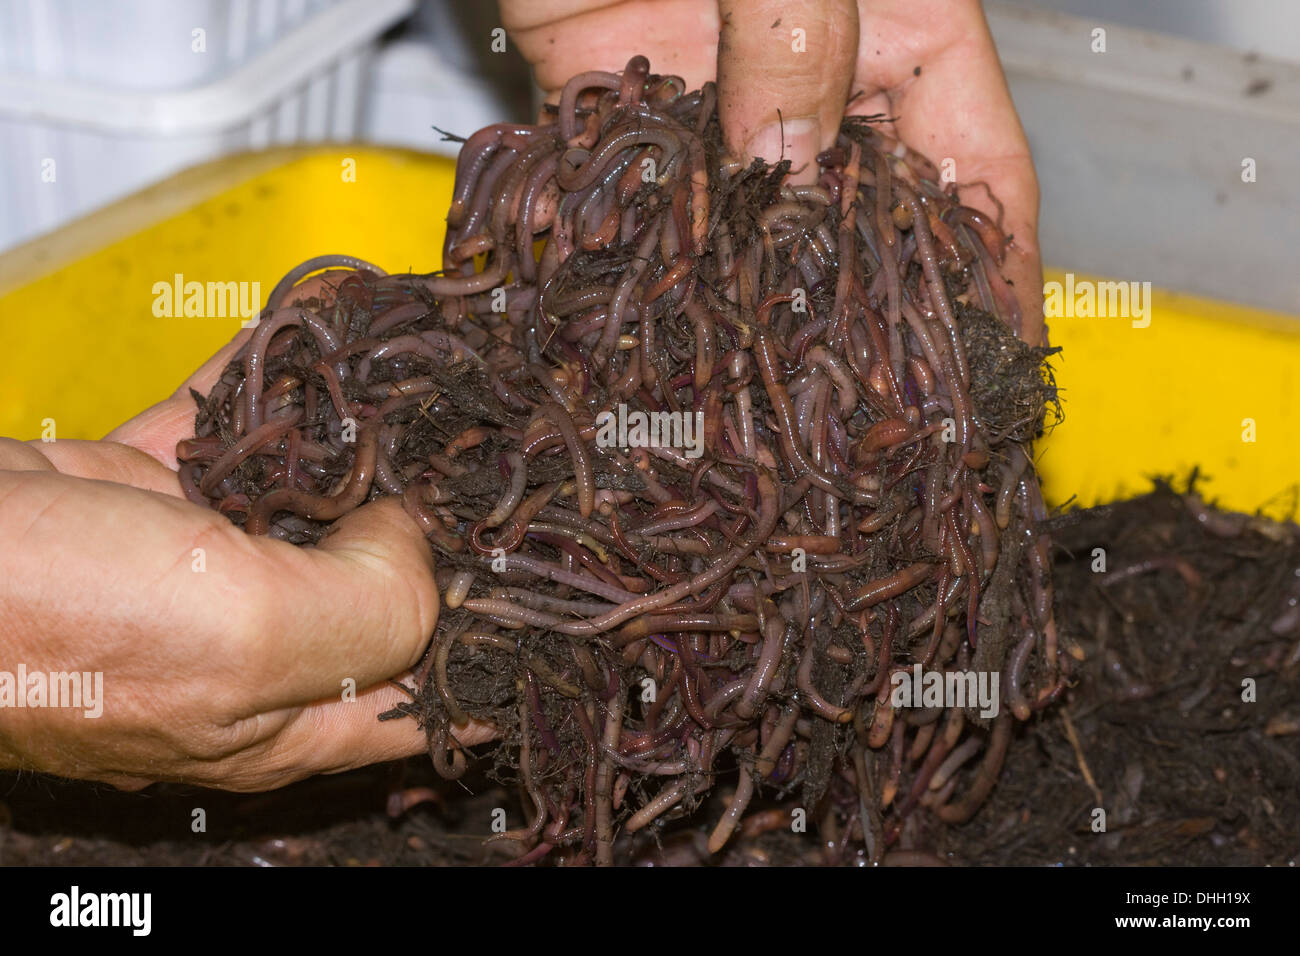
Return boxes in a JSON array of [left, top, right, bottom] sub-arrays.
[[535, 402, 593, 518], [243, 308, 341, 430], [429, 721, 468, 780], [594, 674, 624, 864], [929, 736, 983, 792], [625, 779, 690, 833], [454, 147, 522, 243], [619, 55, 650, 107], [494, 554, 637, 603], [965, 476, 1000, 573], [491, 137, 564, 244], [264, 254, 386, 312], [403, 485, 466, 552], [356, 332, 479, 382], [449, 124, 534, 225], [1006, 629, 1036, 721], [199, 407, 304, 496], [754, 327, 870, 505], [484, 452, 527, 528], [935, 713, 1012, 824], [995, 445, 1029, 529], [434, 627, 470, 727], [411, 252, 515, 298], [245, 425, 378, 534], [755, 706, 800, 778], [804, 346, 858, 416], [874, 148, 896, 249], [970, 229, 1022, 333], [707, 768, 756, 853], [559, 127, 682, 193], [796, 633, 852, 723], [597, 221, 662, 369], [179, 57, 1059, 864], [517, 153, 563, 281], [508, 588, 615, 619], [444, 570, 475, 609], [847, 562, 934, 612], [558, 71, 622, 142]]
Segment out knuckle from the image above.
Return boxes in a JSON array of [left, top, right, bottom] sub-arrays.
[[184, 710, 283, 763]]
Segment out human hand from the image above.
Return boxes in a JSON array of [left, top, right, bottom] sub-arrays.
[[500, 0, 1043, 342], [0, 274, 492, 791]]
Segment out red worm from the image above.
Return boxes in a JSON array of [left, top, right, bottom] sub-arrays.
[[245, 426, 379, 535], [180, 58, 1060, 863]]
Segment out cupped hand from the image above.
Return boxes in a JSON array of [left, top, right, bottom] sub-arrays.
[[500, 0, 1043, 342], [0, 274, 492, 791]]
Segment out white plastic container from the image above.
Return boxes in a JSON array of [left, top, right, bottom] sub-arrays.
[[985, 1, 1300, 315], [362, 37, 522, 157], [0, 0, 417, 254]]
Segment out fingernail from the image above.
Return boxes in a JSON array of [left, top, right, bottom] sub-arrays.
[[745, 117, 820, 174]]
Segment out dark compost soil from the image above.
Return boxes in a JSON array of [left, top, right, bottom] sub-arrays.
[[4, 482, 1296, 866]]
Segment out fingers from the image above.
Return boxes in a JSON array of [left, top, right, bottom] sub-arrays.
[[717, 0, 858, 183], [245, 497, 441, 709], [283, 683, 497, 787], [867, 2, 1043, 339], [0, 436, 57, 472], [158, 682, 497, 792], [502, 0, 720, 98], [995, 232, 1045, 347], [27, 680, 496, 793], [0, 470, 432, 710], [0, 458, 454, 790], [236, 682, 496, 792], [21, 438, 185, 496]]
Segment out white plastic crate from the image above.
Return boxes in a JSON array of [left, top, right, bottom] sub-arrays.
[[986, 1, 1300, 315], [362, 38, 520, 157], [0, 0, 417, 254]]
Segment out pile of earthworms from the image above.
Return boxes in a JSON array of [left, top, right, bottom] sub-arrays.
[[179, 56, 1065, 865]]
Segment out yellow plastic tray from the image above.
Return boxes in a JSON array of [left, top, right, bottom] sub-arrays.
[[1, 146, 1296, 516]]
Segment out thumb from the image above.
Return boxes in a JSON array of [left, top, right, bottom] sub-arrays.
[[267, 496, 441, 698], [717, 0, 859, 184]]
